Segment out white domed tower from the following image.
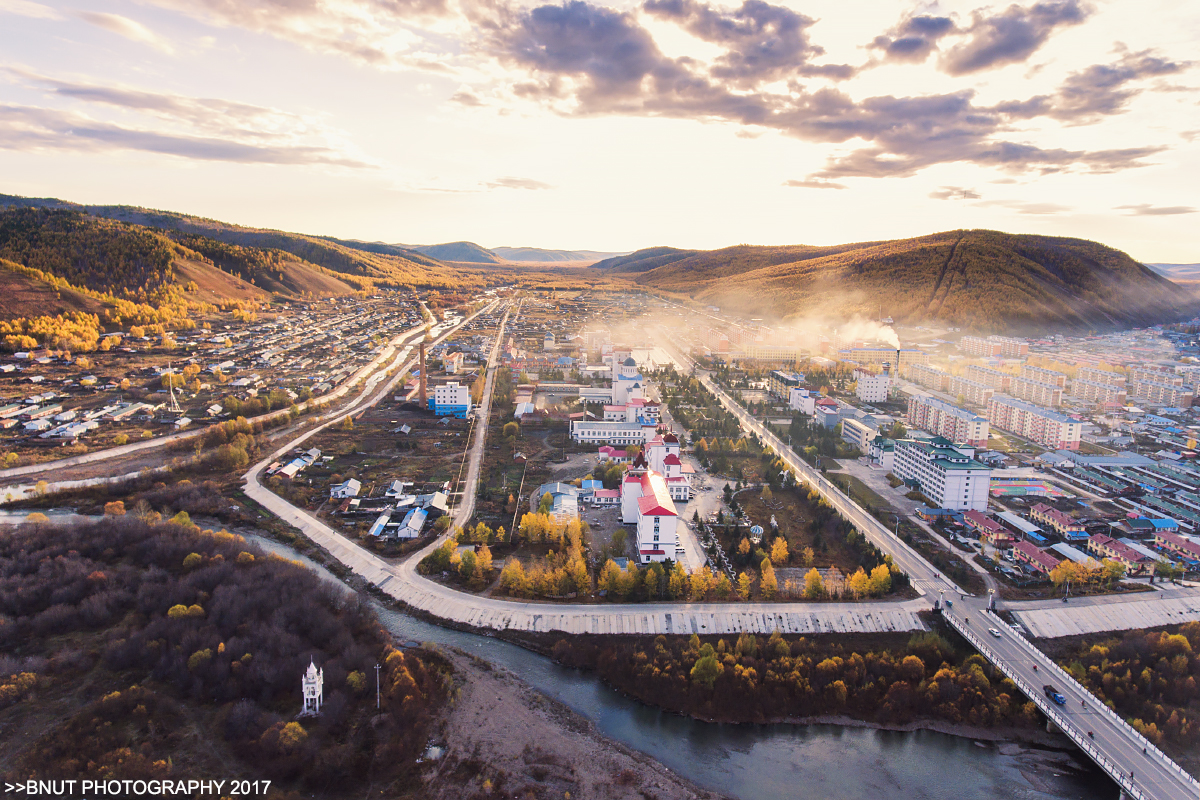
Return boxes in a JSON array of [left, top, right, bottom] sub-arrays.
[[301, 658, 323, 716]]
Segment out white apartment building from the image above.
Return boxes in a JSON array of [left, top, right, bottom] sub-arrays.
[[906, 394, 989, 448], [569, 420, 652, 445], [842, 417, 878, 453], [789, 387, 817, 414], [1020, 364, 1067, 389], [908, 363, 951, 392], [958, 335, 1028, 358], [948, 375, 995, 407], [431, 381, 472, 418], [1077, 367, 1126, 387], [893, 437, 992, 511], [1009, 376, 1062, 407], [1129, 366, 1182, 387], [1071, 379, 1127, 407], [854, 368, 891, 403], [986, 395, 1082, 450], [1131, 381, 1194, 407], [964, 364, 1012, 391]]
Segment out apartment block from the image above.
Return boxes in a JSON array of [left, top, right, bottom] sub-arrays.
[[908, 363, 951, 392], [948, 375, 995, 407], [768, 370, 805, 399], [906, 395, 989, 448], [1129, 366, 1182, 387], [893, 438, 991, 511], [1020, 365, 1067, 389], [986, 395, 1082, 450], [1009, 376, 1063, 407], [1071, 379, 1128, 407], [854, 368, 891, 403], [1131, 380, 1194, 407], [964, 364, 1012, 391], [838, 348, 930, 372], [958, 335, 1029, 358], [1077, 367, 1126, 388]]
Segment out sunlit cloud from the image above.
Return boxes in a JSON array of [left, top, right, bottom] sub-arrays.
[[0, 0, 61, 20], [1115, 203, 1197, 216], [77, 11, 175, 54]]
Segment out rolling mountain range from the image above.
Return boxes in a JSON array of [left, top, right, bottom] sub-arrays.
[[595, 230, 1196, 334]]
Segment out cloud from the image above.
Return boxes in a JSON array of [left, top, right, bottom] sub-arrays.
[[642, 0, 853, 85], [77, 11, 175, 53], [929, 186, 980, 200], [0, 0, 61, 19], [0, 104, 371, 166], [868, 13, 956, 65], [146, 0, 447, 69], [940, 0, 1089, 75], [0, 70, 371, 168], [976, 198, 1072, 214], [450, 87, 485, 106], [486, 176, 552, 189], [995, 48, 1192, 123], [1116, 204, 1197, 216], [783, 178, 845, 189]]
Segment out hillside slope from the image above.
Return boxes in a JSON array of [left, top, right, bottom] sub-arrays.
[[618, 230, 1193, 333], [491, 246, 627, 263], [592, 247, 701, 273], [0, 194, 469, 290], [413, 241, 501, 264]]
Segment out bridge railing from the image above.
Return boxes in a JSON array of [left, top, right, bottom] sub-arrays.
[[984, 610, 1200, 792], [949, 613, 1200, 799]]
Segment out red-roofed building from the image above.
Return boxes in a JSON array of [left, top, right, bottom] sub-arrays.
[[1088, 534, 1152, 573], [591, 488, 620, 506], [1013, 540, 1061, 574], [620, 470, 679, 564], [1030, 503, 1087, 538], [1155, 530, 1200, 562], [964, 510, 1015, 549]]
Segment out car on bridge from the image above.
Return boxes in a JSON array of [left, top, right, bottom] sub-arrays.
[[988, 627, 1002, 638], [1043, 685, 1066, 705]]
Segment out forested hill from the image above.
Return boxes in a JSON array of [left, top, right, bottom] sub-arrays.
[[0, 194, 468, 291], [602, 230, 1193, 333], [0, 206, 369, 329]]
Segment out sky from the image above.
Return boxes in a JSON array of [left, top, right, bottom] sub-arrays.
[[0, 0, 1197, 260]]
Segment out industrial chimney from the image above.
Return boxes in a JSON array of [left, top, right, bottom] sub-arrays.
[[419, 339, 428, 409]]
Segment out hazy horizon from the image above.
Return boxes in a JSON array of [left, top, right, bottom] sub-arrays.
[[0, 0, 1197, 260]]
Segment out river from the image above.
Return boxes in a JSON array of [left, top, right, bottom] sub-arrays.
[[243, 533, 1115, 800]]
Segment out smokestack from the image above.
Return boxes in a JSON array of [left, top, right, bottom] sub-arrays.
[[419, 340, 428, 408]]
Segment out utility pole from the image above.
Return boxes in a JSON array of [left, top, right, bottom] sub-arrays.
[[374, 663, 381, 711]]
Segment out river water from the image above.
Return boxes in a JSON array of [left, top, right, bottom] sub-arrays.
[[243, 534, 1115, 800]]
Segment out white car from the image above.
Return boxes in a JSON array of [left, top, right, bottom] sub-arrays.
[[988, 628, 1002, 638]]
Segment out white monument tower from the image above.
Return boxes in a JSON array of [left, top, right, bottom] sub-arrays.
[[301, 658, 323, 716]]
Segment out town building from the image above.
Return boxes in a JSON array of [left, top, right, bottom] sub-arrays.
[[1088, 533, 1151, 573], [1077, 367, 1126, 387], [620, 471, 679, 564], [908, 363, 951, 392], [837, 348, 929, 373], [1020, 365, 1067, 389], [330, 478, 361, 499], [1013, 540, 1061, 574], [643, 433, 691, 500], [1129, 366, 1182, 386], [892, 437, 991, 511], [569, 419, 652, 445], [789, 387, 817, 414], [1030, 503, 1087, 538], [841, 417, 878, 453], [986, 396, 1082, 450], [768, 370, 805, 399], [1130, 381, 1194, 407], [444, 352, 464, 373], [740, 343, 804, 361], [958, 335, 1028, 358], [1071, 379, 1128, 408], [430, 381, 472, 418], [854, 368, 891, 403], [964, 510, 1015, 549], [906, 395, 989, 448], [868, 436, 895, 470], [965, 364, 1013, 392], [948, 376, 995, 407], [1009, 376, 1063, 407]]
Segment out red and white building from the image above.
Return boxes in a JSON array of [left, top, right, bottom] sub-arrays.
[[1088, 534, 1152, 573], [1154, 531, 1200, 562], [1030, 503, 1087, 538], [986, 396, 1082, 450], [620, 471, 679, 564], [964, 510, 1015, 549]]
